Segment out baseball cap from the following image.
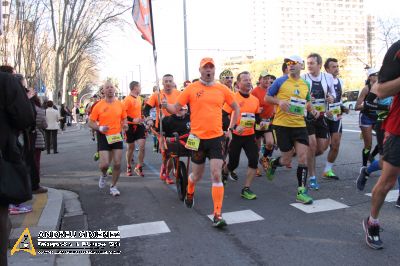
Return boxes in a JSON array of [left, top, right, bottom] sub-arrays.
[[284, 55, 304, 65], [219, 69, 233, 80], [259, 71, 276, 80], [200, 57, 215, 68], [367, 68, 379, 77]]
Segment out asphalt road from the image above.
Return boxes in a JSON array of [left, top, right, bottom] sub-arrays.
[[40, 112, 400, 266]]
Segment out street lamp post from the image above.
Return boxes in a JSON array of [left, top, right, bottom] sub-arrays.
[[183, 0, 189, 81]]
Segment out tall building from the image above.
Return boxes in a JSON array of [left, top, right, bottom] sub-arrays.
[[251, 0, 377, 88]]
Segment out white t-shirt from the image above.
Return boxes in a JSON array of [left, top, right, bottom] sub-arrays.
[[301, 72, 336, 100]]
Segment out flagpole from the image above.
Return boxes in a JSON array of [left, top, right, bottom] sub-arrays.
[[148, 0, 164, 152]]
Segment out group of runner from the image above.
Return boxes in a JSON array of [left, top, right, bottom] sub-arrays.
[[87, 41, 400, 248]]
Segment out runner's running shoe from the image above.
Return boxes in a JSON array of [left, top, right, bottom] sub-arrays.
[[308, 176, 320, 190], [93, 152, 99, 161], [110, 186, 120, 197], [99, 175, 107, 189], [323, 169, 339, 180], [212, 214, 227, 228], [184, 192, 194, 208], [107, 166, 113, 176], [165, 176, 174, 184], [241, 187, 257, 200], [229, 171, 239, 181], [127, 165, 133, 176], [134, 165, 144, 177], [259, 156, 269, 170], [356, 167, 368, 191], [362, 217, 383, 249], [265, 158, 277, 181], [8, 204, 32, 215], [296, 187, 313, 204]]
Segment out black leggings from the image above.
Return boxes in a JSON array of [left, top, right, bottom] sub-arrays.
[[227, 134, 259, 171], [45, 129, 58, 153]]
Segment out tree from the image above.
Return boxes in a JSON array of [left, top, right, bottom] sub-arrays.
[[46, 0, 129, 103]]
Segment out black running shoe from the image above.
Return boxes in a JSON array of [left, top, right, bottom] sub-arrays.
[[356, 167, 368, 191], [212, 214, 227, 228], [362, 217, 383, 250], [229, 171, 238, 181], [395, 195, 400, 208], [184, 192, 194, 208]]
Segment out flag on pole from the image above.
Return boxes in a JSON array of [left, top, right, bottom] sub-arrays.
[[132, 0, 153, 45]]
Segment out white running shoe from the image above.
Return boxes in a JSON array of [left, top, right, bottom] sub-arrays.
[[99, 175, 107, 189], [110, 186, 120, 196]]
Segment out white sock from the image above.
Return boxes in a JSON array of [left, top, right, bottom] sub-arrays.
[[324, 162, 333, 172], [368, 215, 379, 225]]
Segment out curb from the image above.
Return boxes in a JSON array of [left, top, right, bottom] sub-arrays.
[[8, 188, 64, 248]]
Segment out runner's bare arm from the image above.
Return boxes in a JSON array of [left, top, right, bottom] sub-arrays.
[[373, 76, 400, 98], [229, 102, 240, 127], [355, 86, 368, 111], [121, 118, 128, 132], [265, 95, 290, 112], [88, 119, 99, 131], [163, 102, 182, 115]]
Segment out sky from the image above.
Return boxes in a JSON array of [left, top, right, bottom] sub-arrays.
[[100, 0, 399, 95]]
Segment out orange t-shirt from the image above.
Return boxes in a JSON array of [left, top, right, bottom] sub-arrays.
[[123, 95, 142, 123], [223, 92, 259, 136], [251, 86, 275, 119], [147, 89, 181, 127], [90, 99, 127, 135], [178, 81, 235, 139]]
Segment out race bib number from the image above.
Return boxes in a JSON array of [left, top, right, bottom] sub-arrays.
[[239, 113, 255, 128], [255, 119, 270, 131], [288, 97, 306, 116], [106, 133, 123, 144], [327, 102, 342, 121], [312, 99, 326, 112], [185, 134, 200, 151]]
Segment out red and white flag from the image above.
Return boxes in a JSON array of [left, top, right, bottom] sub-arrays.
[[132, 0, 153, 45]]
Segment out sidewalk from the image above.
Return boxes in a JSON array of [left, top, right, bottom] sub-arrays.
[[7, 188, 64, 266]]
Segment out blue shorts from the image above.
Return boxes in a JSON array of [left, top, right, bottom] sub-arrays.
[[359, 113, 376, 127]]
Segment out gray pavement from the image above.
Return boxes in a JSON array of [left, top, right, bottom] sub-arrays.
[[11, 113, 400, 265]]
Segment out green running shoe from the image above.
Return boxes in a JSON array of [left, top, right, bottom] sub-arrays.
[[265, 158, 277, 181], [323, 169, 339, 180], [93, 152, 99, 161], [241, 187, 257, 200], [296, 186, 313, 204], [107, 166, 113, 176], [212, 214, 227, 228]]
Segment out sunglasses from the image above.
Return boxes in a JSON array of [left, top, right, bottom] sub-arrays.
[[224, 76, 234, 80], [286, 61, 299, 66]]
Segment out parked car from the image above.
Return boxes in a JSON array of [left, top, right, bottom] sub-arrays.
[[342, 90, 360, 110]]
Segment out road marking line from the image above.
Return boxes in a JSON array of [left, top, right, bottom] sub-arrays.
[[118, 221, 170, 239], [290, 198, 349, 213], [22, 193, 47, 227], [207, 209, 264, 225], [365, 190, 398, 202]]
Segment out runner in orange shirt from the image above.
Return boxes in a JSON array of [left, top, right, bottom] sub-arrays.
[[89, 80, 128, 197], [163, 57, 240, 228], [222, 71, 260, 200], [123, 81, 146, 177], [251, 71, 276, 176]]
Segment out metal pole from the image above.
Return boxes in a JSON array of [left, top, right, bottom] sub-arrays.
[[183, 0, 189, 81], [138, 64, 142, 84]]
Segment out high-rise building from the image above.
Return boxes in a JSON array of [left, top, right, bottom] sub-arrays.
[[251, 0, 377, 88]]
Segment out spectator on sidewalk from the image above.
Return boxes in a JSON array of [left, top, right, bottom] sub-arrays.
[[32, 93, 48, 194], [45, 101, 60, 154], [0, 70, 35, 266]]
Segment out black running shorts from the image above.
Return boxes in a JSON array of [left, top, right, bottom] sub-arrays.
[[126, 124, 146, 143], [191, 135, 225, 164], [272, 125, 309, 152]]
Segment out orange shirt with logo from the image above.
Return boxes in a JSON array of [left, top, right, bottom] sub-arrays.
[[178, 81, 235, 139], [147, 89, 181, 127], [123, 95, 142, 123], [223, 92, 259, 136], [90, 99, 127, 135], [251, 86, 275, 119]]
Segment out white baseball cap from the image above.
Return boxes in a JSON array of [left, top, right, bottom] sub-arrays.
[[367, 68, 379, 77], [284, 55, 304, 65]]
